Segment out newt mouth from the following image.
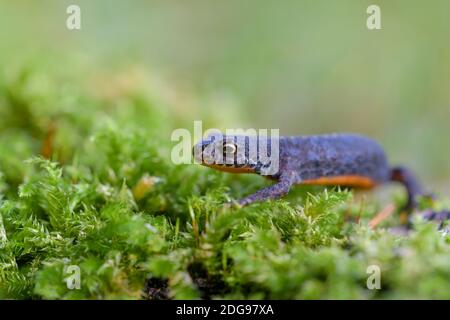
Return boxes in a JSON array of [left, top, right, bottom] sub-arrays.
[[202, 163, 256, 173]]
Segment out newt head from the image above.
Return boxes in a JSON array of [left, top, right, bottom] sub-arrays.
[[192, 135, 279, 175]]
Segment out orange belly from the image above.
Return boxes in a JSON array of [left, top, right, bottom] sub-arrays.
[[301, 175, 377, 189]]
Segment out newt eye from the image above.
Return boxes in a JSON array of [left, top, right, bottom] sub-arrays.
[[223, 143, 237, 154]]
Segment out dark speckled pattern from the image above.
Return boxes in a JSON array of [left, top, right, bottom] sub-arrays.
[[234, 133, 392, 206], [196, 133, 427, 208], [196, 133, 448, 224], [278, 133, 390, 183]]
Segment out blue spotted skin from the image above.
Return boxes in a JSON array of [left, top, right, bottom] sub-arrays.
[[276, 134, 390, 183], [195, 133, 429, 210], [195, 133, 450, 225], [228, 133, 394, 206]]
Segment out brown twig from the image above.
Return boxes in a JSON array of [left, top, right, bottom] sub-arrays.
[[41, 121, 57, 159], [369, 203, 396, 229]]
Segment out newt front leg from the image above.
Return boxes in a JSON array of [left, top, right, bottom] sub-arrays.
[[237, 172, 296, 206]]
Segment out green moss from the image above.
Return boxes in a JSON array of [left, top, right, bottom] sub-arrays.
[[0, 65, 449, 300]]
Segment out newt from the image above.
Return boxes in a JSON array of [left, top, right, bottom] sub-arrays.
[[193, 133, 449, 224]]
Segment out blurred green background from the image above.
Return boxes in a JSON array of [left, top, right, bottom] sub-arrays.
[[1, 0, 449, 193]]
